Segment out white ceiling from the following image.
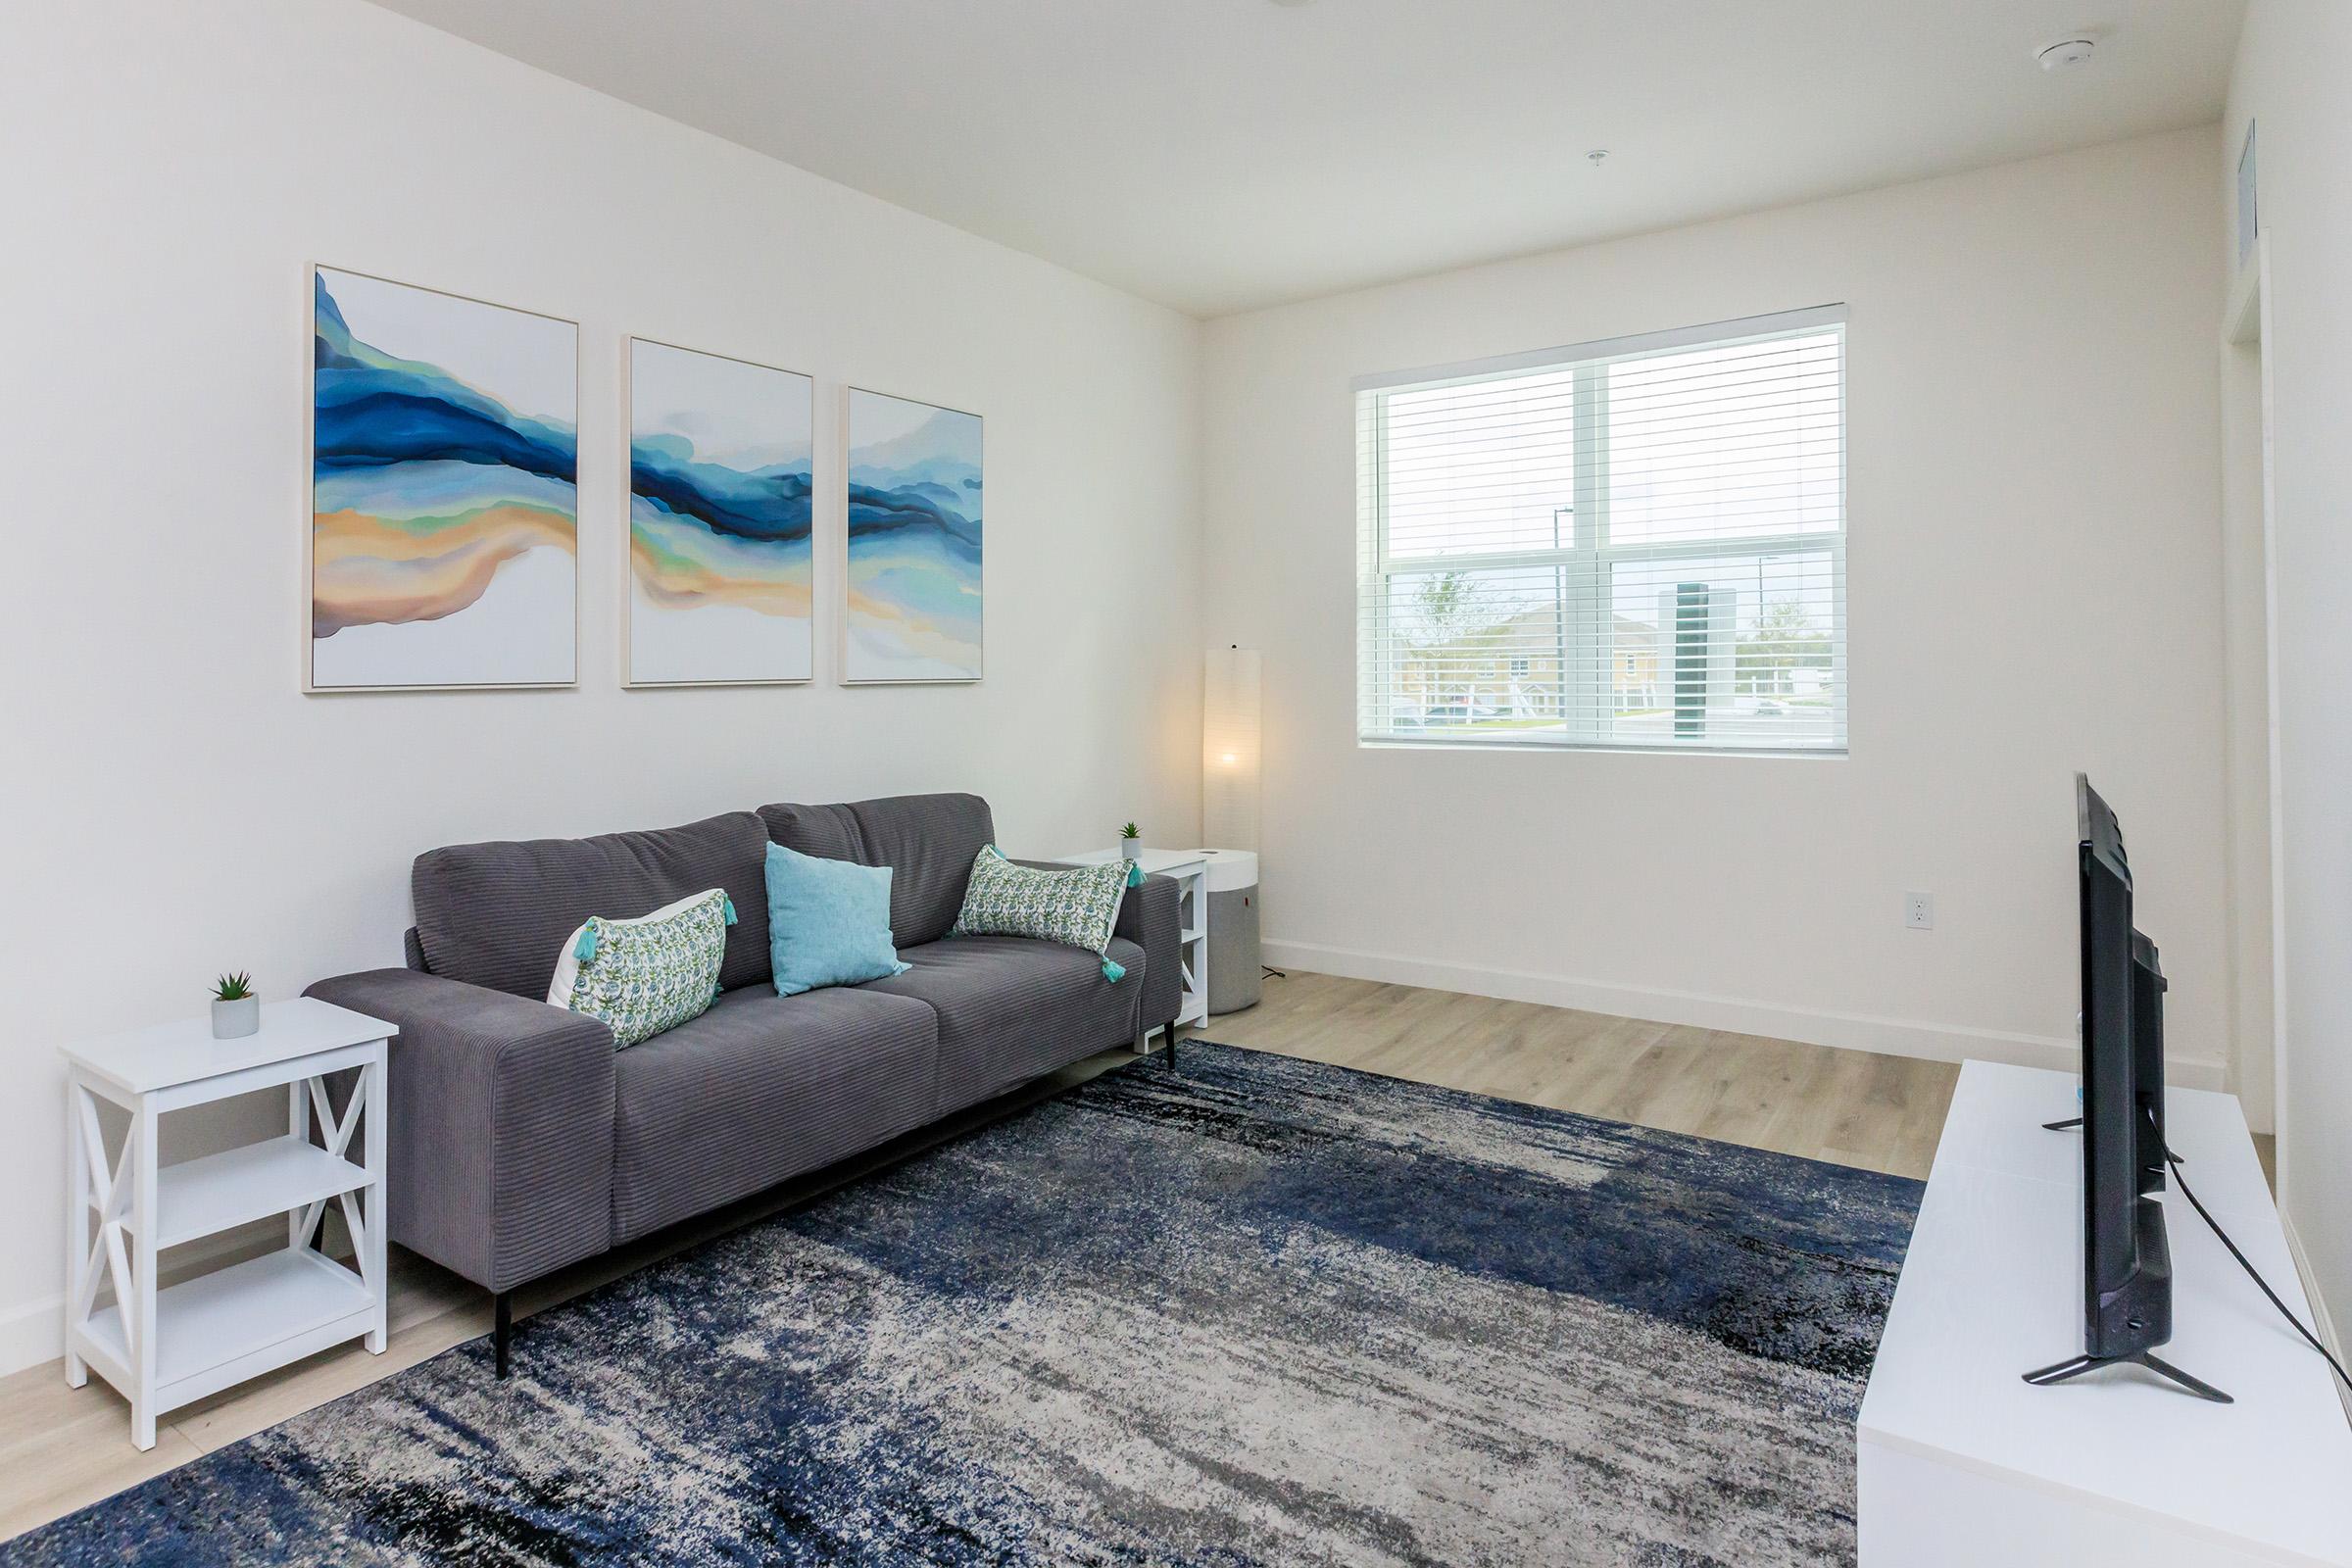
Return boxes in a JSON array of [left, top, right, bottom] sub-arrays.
[[367, 0, 2246, 318]]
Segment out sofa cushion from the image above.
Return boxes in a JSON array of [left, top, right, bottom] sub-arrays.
[[865, 934, 1144, 1116], [952, 848, 1128, 964], [758, 793, 994, 948], [414, 811, 772, 1000], [611, 984, 940, 1243], [547, 887, 734, 1048], [760, 800, 863, 863], [762, 843, 908, 996]]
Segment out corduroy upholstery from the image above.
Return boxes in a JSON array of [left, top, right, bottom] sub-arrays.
[[850, 794, 996, 947], [758, 800, 863, 864], [1009, 861, 1180, 1031], [866, 935, 1147, 1116], [611, 986, 940, 1243], [313, 793, 1183, 1305], [413, 811, 773, 998], [303, 967, 617, 1294], [758, 794, 994, 948], [1116, 874, 1183, 1043]]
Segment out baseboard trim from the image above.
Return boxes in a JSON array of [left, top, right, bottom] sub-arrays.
[[0, 1216, 290, 1380], [0, 1290, 65, 1381], [1258, 937, 2230, 1091], [2279, 1208, 2352, 1428]]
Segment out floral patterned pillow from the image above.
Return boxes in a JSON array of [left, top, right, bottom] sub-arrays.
[[546, 887, 736, 1048], [950, 848, 1129, 979]]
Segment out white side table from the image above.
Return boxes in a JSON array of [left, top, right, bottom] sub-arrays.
[[1048, 848, 1209, 1048], [61, 997, 394, 1449]]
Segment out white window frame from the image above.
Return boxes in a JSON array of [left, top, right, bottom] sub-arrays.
[[1354, 305, 1848, 757]]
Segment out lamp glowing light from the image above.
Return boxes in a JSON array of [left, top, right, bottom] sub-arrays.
[[1203, 647, 1260, 851]]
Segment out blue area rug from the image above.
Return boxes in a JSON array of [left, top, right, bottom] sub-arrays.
[[7, 1043, 1920, 1566]]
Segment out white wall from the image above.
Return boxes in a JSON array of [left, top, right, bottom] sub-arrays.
[[0, 0, 1201, 1373], [2217, 266, 2277, 1158], [1203, 128, 2232, 1087], [2225, 0, 2352, 1363]]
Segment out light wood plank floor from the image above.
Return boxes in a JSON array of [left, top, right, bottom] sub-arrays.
[[1, 969, 1963, 1540], [1208, 970, 1961, 1180]]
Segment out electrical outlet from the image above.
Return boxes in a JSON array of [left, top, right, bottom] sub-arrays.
[[1904, 892, 1935, 931]]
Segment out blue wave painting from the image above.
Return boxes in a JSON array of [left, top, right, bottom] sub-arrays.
[[845, 388, 982, 681], [628, 341, 814, 684], [311, 267, 577, 689]]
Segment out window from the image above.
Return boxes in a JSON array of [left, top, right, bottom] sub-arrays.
[[1354, 307, 1846, 754]]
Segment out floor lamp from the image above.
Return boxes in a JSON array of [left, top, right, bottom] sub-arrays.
[[1202, 646, 1259, 851], [1203, 646, 1279, 993]]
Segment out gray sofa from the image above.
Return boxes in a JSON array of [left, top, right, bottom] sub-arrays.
[[306, 793, 1181, 1375]]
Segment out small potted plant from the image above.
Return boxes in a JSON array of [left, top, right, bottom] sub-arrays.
[[211, 972, 259, 1040], [1119, 822, 1142, 862]]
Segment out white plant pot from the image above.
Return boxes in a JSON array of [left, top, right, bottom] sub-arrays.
[[212, 996, 260, 1040], [1121, 841, 1142, 862]]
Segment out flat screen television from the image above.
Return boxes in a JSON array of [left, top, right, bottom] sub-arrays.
[[2023, 775, 2229, 1401]]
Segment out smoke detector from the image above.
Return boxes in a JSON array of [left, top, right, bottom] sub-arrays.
[[2036, 37, 2096, 71]]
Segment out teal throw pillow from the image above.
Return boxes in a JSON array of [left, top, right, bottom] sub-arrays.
[[545, 887, 735, 1049], [950, 847, 1130, 980], [764, 842, 912, 996]]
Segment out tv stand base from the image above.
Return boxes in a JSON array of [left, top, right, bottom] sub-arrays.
[[2022, 1349, 2232, 1403]]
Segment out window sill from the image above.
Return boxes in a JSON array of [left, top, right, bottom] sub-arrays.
[[1357, 737, 1847, 760]]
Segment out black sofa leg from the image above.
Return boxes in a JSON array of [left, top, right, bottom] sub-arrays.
[[493, 1290, 513, 1380]]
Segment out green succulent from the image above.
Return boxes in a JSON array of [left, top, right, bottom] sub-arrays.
[[1119, 821, 1140, 840], [213, 972, 255, 1002]]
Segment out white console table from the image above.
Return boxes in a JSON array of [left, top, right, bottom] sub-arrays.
[[1859, 1060, 2352, 1566], [62, 999, 393, 1449]]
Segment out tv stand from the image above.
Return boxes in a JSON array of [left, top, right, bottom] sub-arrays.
[[2018, 1115, 2231, 1401], [1857, 1061, 2352, 1567], [2022, 1349, 2232, 1403]]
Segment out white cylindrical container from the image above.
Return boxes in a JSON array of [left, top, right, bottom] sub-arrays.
[[1203, 850, 1261, 1014]]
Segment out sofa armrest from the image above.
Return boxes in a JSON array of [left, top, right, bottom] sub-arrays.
[[1004, 862, 1185, 1035], [305, 968, 615, 1294], [1118, 872, 1183, 1034]]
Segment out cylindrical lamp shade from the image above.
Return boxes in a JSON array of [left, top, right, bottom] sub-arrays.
[[1203, 647, 1261, 851]]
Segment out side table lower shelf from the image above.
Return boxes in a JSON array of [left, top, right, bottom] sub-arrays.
[[76, 1248, 378, 1416]]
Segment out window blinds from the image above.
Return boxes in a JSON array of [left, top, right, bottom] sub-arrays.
[[1354, 306, 1846, 754]]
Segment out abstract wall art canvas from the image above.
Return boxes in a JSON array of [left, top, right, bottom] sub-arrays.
[[626, 340, 814, 685], [310, 267, 577, 690], [844, 387, 982, 683]]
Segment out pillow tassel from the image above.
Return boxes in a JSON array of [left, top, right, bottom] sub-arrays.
[[722, 895, 739, 926], [1126, 861, 1144, 888], [574, 925, 599, 963], [1101, 957, 1126, 983]]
